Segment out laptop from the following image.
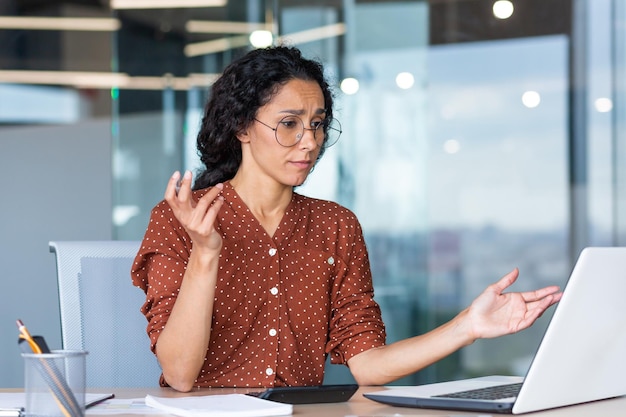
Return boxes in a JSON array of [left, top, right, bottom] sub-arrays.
[[364, 247, 626, 414]]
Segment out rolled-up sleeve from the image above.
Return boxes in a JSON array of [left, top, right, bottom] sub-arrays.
[[130, 199, 192, 353], [325, 214, 386, 364]]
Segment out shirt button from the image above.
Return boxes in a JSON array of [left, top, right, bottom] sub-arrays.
[[269, 248, 277, 256], [266, 367, 274, 376], [270, 287, 278, 295], [269, 328, 277, 337]]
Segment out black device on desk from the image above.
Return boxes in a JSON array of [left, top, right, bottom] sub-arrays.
[[247, 384, 359, 404]]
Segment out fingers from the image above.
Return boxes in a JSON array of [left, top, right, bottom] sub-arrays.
[[525, 290, 563, 313], [551, 291, 563, 303], [196, 181, 224, 206], [192, 183, 224, 232], [489, 269, 561, 303], [472, 268, 563, 337], [164, 171, 225, 236], [517, 293, 557, 330], [200, 191, 225, 233], [521, 285, 562, 303], [516, 288, 563, 332], [176, 170, 194, 201], [164, 171, 182, 201], [489, 268, 519, 294], [165, 170, 197, 199]]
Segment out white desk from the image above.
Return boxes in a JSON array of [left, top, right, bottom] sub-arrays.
[[81, 386, 626, 417]]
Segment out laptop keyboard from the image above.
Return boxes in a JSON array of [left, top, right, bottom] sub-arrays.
[[433, 382, 523, 400]]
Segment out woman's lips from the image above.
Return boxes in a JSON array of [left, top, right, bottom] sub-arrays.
[[291, 160, 312, 169]]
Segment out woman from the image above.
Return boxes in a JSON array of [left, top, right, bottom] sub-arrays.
[[131, 46, 561, 392]]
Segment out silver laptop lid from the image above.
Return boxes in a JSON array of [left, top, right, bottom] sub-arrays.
[[513, 247, 626, 413], [364, 247, 626, 414]]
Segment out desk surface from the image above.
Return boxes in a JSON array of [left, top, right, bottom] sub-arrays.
[[83, 386, 626, 417]]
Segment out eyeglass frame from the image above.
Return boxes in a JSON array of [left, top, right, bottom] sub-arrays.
[[253, 115, 342, 148]]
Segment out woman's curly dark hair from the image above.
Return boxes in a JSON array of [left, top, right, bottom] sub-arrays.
[[193, 46, 334, 190]]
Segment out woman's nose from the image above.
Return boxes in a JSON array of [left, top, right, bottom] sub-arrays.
[[298, 127, 319, 149]]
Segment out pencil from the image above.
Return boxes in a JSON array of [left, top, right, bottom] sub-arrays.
[[16, 320, 82, 417]]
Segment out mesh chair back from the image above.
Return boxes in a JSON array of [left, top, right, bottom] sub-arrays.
[[50, 241, 161, 387]]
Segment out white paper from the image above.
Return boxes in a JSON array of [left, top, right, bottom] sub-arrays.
[[145, 394, 293, 417], [87, 398, 169, 415]]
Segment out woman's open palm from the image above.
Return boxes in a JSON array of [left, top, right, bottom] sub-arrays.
[[467, 269, 562, 339]]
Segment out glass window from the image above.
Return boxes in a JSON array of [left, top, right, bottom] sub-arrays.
[[3, 0, 625, 388]]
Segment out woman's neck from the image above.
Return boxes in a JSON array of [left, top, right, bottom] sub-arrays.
[[229, 174, 293, 237]]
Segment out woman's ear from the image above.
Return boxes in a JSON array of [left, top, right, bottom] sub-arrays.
[[236, 126, 251, 143]]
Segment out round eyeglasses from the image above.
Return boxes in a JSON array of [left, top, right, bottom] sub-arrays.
[[254, 115, 342, 148]]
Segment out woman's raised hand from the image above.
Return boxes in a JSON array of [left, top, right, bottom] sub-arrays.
[[465, 268, 562, 340], [164, 170, 225, 253]]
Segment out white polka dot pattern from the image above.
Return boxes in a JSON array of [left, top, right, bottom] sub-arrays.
[[131, 181, 386, 388]]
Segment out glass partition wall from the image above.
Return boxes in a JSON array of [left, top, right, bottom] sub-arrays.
[[2, 0, 624, 385]]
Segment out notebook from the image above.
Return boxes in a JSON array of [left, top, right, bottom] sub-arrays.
[[144, 393, 292, 417], [364, 247, 626, 414]]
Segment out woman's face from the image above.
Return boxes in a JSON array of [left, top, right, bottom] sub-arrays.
[[238, 78, 326, 187]]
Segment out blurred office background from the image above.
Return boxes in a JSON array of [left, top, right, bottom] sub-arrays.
[[1, 0, 625, 387]]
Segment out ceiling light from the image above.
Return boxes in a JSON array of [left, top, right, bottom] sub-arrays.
[[594, 97, 613, 113], [184, 22, 346, 57], [0, 70, 129, 89], [277, 23, 346, 45], [186, 20, 272, 34], [0, 16, 120, 31], [110, 0, 226, 9], [0, 70, 219, 90], [249, 30, 273, 48], [184, 35, 249, 57], [493, 1, 514, 19], [340, 78, 359, 95], [521, 90, 541, 108], [395, 72, 415, 89]]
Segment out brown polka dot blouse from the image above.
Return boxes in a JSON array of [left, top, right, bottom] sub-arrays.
[[131, 181, 386, 388]]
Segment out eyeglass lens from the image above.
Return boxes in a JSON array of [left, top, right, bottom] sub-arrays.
[[275, 116, 341, 148]]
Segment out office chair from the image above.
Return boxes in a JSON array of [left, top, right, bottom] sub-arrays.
[[50, 240, 162, 387]]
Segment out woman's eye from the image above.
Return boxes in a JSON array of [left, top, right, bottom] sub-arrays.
[[311, 120, 324, 129], [280, 119, 298, 129]]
